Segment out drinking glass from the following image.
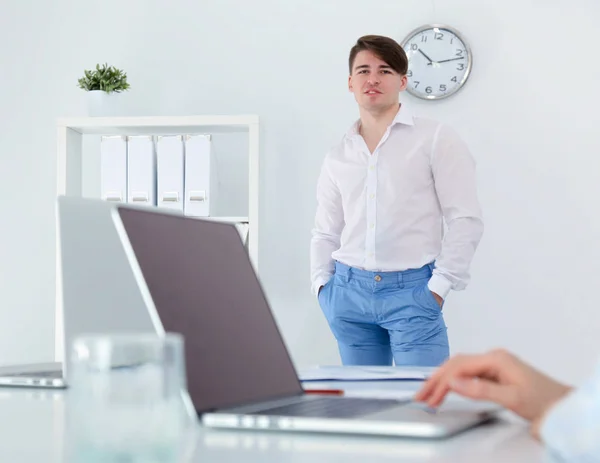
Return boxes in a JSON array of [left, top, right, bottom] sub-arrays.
[[66, 333, 194, 462]]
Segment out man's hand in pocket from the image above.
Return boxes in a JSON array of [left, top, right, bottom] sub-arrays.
[[431, 291, 443, 307]]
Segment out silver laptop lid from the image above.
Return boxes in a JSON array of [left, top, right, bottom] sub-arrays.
[[57, 196, 160, 376], [116, 206, 303, 414]]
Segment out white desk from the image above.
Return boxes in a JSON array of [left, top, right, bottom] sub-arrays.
[[0, 380, 551, 462]]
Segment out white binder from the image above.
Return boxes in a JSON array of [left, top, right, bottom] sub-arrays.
[[127, 135, 156, 206], [184, 134, 218, 217], [100, 135, 127, 202], [156, 135, 184, 211], [235, 223, 250, 246]]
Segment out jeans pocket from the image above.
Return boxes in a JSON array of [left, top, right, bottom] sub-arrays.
[[318, 276, 334, 310], [413, 282, 442, 314]]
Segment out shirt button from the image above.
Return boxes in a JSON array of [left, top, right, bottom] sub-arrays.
[[374, 275, 382, 282], [369, 223, 375, 229], [369, 166, 375, 171], [370, 194, 375, 199], [368, 252, 374, 257]]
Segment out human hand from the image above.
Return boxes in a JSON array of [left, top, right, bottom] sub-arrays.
[[414, 349, 572, 438], [431, 291, 443, 307]]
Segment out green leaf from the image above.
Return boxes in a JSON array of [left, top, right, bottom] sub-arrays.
[[77, 63, 131, 93]]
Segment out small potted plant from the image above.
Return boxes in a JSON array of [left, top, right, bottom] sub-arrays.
[[78, 63, 131, 116]]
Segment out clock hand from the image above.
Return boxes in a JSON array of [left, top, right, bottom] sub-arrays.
[[437, 57, 465, 64], [418, 49, 435, 65]]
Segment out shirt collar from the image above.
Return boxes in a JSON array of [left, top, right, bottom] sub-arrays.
[[346, 103, 415, 138]]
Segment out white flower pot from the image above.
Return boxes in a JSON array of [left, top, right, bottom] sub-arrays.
[[86, 90, 122, 117]]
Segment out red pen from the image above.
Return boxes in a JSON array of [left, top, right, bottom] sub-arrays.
[[304, 389, 344, 396]]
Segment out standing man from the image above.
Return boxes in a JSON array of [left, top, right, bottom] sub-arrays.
[[310, 35, 483, 367]]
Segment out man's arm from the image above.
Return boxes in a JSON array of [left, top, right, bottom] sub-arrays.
[[429, 124, 484, 300], [310, 156, 344, 296]]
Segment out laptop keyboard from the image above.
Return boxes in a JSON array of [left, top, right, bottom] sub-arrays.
[[9, 371, 62, 378], [252, 397, 402, 419]]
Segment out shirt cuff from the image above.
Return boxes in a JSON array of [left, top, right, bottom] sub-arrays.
[[428, 274, 453, 300], [312, 276, 331, 298], [539, 396, 570, 459], [539, 383, 600, 461]]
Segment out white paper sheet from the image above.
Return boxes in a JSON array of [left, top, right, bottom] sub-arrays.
[[302, 386, 416, 401], [298, 365, 430, 381]]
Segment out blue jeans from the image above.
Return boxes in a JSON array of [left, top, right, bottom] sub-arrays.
[[318, 261, 449, 367]]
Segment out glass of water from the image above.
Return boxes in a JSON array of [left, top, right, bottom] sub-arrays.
[[66, 332, 195, 463]]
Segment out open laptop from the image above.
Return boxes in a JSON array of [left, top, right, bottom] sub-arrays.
[[0, 197, 160, 388], [112, 202, 499, 438]]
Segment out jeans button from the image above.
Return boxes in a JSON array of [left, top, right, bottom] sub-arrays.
[[374, 275, 382, 282]]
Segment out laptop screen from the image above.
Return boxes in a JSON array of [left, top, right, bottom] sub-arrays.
[[117, 207, 303, 413]]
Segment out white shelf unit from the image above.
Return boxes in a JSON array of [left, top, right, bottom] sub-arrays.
[[199, 216, 249, 223], [55, 115, 259, 361]]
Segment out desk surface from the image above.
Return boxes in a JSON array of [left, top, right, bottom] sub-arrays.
[[0, 379, 551, 462]]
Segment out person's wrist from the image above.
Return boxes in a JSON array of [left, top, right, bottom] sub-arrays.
[[530, 385, 573, 439], [427, 274, 451, 301]]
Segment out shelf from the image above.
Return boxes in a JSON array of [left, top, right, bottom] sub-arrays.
[[57, 115, 259, 135], [191, 216, 249, 223], [55, 114, 260, 363]]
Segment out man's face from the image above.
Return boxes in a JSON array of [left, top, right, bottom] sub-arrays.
[[348, 50, 407, 112]]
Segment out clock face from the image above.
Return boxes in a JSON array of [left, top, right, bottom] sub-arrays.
[[401, 25, 472, 100]]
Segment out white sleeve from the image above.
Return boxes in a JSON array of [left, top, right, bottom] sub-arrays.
[[428, 124, 484, 299], [540, 360, 600, 462], [310, 156, 344, 296]]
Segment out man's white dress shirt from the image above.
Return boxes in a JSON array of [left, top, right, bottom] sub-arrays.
[[310, 104, 484, 299]]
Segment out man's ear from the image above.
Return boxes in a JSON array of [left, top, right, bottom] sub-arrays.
[[348, 75, 353, 92], [399, 74, 408, 91]]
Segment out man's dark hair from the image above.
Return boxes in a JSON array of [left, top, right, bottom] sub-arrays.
[[349, 35, 409, 75]]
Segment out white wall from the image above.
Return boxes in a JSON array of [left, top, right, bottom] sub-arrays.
[[1, 0, 599, 385]]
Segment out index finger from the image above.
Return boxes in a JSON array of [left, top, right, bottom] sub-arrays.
[[415, 352, 502, 405], [414, 355, 465, 402]]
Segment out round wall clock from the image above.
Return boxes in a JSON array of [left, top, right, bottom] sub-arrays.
[[401, 24, 472, 100]]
